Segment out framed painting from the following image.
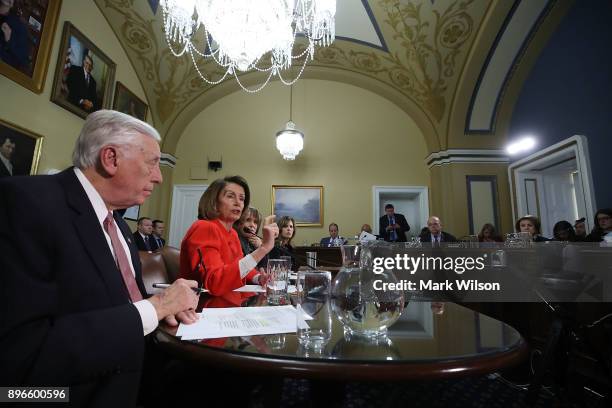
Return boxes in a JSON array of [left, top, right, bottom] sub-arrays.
[[271, 185, 323, 227], [50, 22, 116, 119], [0, 117, 43, 177], [0, 0, 62, 93], [113, 81, 148, 121]]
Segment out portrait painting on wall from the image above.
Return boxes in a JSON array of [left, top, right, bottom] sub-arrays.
[[113, 82, 148, 121], [50, 22, 116, 119], [0, 0, 61, 93], [0, 117, 43, 177], [272, 185, 323, 227]]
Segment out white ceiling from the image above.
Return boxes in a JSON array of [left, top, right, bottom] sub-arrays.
[[335, 0, 385, 49]]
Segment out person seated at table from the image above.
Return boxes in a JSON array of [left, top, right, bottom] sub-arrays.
[[234, 206, 262, 256], [320, 222, 347, 246], [574, 217, 587, 240], [179, 176, 279, 295], [553, 220, 578, 242], [585, 208, 612, 243], [361, 223, 373, 234], [269, 215, 297, 270], [478, 223, 503, 243], [515, 215, 550, 242], [418, 216, 457, 244]]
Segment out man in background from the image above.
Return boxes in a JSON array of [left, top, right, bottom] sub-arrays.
[[320, 222, 347, 246], [133, 216, 157, 252], [419, 216, 457, 245], [0, 135, 15, 177], [574, 217, 586, 240], [152, 219, 166, 249], [0, 110, 199, 406], [379, 204, 410, 242]]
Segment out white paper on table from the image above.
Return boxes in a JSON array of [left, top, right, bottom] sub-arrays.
[[176, 305, 310, 340], [233, 285, 266, 293]]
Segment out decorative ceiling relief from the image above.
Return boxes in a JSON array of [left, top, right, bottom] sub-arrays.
[[95, 0, 493, 147]]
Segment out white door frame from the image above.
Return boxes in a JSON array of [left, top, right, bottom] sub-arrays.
[[372, 186, 429, 234], [168, 184, 208, 248], [508, 135, 596, 232]]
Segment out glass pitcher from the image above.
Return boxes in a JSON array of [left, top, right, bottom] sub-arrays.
[[331, 243, 404, 338]]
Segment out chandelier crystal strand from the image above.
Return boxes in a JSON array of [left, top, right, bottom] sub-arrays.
[[159, 0, 336, 92]]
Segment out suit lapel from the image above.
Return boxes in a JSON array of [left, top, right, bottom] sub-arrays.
[[58, 169, 131, 304]]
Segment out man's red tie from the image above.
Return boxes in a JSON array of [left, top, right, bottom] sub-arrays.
[[103, 211, 143, 302]]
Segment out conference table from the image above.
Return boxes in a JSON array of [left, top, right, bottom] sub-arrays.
[[153, 292, 528, 382]]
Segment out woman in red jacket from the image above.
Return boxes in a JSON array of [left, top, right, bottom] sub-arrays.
[[179, 176, 278, 295]]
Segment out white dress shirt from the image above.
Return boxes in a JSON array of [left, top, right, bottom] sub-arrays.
[[74, 168, 158, 335], [0, 154, 13, 175]]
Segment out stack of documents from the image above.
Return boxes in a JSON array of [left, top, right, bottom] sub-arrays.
[[176, 305, 309, 340]]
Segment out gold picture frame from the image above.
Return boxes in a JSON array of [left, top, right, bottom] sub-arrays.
[[112, 81, 148, 121], [0, 118, 44, 177], [0, 0, 62, 94], [271, 185, 323, 227], [50, 22, 116, 119]]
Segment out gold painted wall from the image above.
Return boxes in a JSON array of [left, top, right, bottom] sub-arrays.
[[429, 163, 512, 238], [0, 0, 149, 227], [172, 80, 430, 244]]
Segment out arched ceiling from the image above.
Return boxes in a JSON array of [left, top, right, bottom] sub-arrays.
[[95, 0, 565, 154]]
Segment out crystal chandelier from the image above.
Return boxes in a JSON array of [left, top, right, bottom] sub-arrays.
[[160, 0, 336, 92], [276, 85, 304, 160]]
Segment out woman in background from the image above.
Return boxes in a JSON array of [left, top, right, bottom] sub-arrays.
[[179, 176, 278, 295], [478, 223, 503, 243], [269, 216, 297, 270], [234, 206, 262, 256], [552, 220, 577, 242], [585, 208, 612, 243], [515, 215, 550, 242]]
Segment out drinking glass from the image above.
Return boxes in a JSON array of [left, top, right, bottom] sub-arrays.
[[296, 270, 332, 347], [266, 258, 291, 305]]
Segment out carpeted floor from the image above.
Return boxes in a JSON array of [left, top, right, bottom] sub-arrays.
[[273, 374, 555, 408]]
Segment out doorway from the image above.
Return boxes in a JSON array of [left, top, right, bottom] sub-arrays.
[[372, 186, 429, 238], [168, 184, 208, 248], [509, 135, 596, 237]]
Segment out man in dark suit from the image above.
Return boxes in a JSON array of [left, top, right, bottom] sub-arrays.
[[0, 110, 199, 407], [133, 216, 157, 252], [67, 54, 98, 112], [320, 222, 347, 246], [0, 135, 15, 177], [418, 216, 457, 245], [152, 219, 166, 249], [379, 203, 410, 242]]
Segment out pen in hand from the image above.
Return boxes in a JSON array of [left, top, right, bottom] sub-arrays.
[[152, 283, 208, 294]]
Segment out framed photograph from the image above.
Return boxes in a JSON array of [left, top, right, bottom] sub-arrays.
[[113, 82, 148, 121], [0, 0, 62, 93], [0, 118, 43, 177], [271, 185, 323, 227], [122, 205, 140, 221], [50, 22, 116, 119]]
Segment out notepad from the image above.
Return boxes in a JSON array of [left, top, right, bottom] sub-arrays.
[[176, 305, 309, 340]]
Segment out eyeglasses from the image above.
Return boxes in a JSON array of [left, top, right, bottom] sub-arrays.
[[597, 215, 611, 222]]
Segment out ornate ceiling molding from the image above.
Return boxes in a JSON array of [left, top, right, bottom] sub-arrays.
[[96, 1, 507, 154]]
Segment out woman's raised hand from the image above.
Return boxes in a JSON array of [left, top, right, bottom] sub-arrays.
[[261, 215, 279, 251]]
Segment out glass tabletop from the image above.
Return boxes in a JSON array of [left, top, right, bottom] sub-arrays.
[[158, 291, 524, 364]]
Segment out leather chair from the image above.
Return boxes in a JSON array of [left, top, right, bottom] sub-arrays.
[[139, 246, 180, 295]]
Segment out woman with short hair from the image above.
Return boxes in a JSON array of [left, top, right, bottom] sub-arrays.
[[179, 176, 278, 295], [515, 215, 550, 242]]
